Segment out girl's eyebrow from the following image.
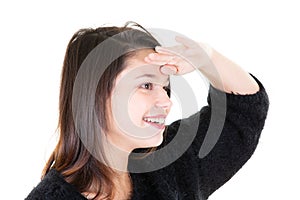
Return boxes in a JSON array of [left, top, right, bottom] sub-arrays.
[[135, 74, 169, 85], [135, 74, 156, 79]]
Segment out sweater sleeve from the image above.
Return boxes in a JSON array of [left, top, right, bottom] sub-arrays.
[[168, 74, 269, 198]]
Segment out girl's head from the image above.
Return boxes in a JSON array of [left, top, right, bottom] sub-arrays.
[[44, 22, 172, 198], [106, 48, 172, 152]]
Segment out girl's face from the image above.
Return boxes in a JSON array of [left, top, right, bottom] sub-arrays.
[[106, 50, 172, 152]]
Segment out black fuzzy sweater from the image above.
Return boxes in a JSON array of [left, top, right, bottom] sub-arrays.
[[26, 76, 269, 200]]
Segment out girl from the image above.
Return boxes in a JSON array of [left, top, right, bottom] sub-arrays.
[[26, 22, 269, 200]]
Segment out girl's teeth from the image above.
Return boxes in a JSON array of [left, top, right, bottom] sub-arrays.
[[143, 117, 165, 124]]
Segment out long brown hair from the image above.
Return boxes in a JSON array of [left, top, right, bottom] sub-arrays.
[[42, 22, 160, 199]]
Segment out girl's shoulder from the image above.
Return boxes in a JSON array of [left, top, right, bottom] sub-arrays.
[[25, 169, 86, 200]]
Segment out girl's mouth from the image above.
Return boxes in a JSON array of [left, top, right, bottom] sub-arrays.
[[143, 116, 166, 129]]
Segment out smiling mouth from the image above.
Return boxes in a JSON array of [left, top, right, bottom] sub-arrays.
[[143, 116, 166, 129]]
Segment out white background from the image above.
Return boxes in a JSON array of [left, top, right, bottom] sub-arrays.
[[0, 0, 299, 199]]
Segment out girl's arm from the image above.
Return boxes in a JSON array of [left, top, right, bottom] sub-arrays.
[[144, 36, 259, 95]]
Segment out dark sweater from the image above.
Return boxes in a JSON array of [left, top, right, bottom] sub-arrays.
[[26, 76, 269, 200]]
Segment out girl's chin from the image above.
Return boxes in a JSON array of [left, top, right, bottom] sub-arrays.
[[131, 128, 165, 149]]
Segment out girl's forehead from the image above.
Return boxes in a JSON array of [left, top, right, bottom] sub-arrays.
[[118, 50, 169, 82], [117, 64, 169, 85], [125, 49, 155, 69]]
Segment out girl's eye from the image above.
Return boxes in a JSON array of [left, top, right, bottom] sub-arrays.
[[163, 86, 170, 93], [141, 83, 153, 90]]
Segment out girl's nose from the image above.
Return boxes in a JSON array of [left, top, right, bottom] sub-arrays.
[[154, 88, 172, 111]]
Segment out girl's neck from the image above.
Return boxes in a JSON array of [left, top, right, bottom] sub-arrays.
[[102, 136, 132, 172], [83, 170, 133, 200]]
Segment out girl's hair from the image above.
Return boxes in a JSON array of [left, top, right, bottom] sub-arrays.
[[42, 22, 161, 199]]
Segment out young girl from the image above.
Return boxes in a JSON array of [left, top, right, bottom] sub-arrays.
[[26, 22, 269, 200]]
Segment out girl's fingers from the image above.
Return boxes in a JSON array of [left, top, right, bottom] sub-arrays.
[[155, 46, 179, 55], [155, 46, 173, 55], [175, 36, 198, 48], [144, 58, 164, 65], [145, 52, 177, 65], [155, 45, 185, 55]]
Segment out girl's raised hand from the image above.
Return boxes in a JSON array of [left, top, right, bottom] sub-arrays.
[[144, 36, 213, 76]]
